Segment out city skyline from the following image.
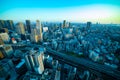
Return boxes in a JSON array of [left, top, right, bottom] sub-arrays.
[[0, 0, 120, 24], [0, 16, 120, 80]]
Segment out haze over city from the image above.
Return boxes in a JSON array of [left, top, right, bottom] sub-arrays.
[[0, 0, 120, 24]]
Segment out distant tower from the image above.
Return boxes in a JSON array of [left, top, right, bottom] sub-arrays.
[[16, 22, 25, 35], [26, 20, 31, 33], [63, 20, 67, 28], [87, 22, 92, 29], [36, 20, 43, 42], [24, 48, 44, 74], [6, 20, 14, 30], [36, 20, 40, 29], [69, 22, 71, 27]]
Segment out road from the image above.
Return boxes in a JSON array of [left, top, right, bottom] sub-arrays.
[[46, 47, 120, 80], [4, 43, 120, 79]]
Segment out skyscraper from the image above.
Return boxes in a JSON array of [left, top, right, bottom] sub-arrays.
[[6, 20, 14, 30], [24, 48, 44, 74], [33, 51, 44, 74], [16, 22, 25, 35], [69, 22, 71, 27], [26, 20, 31, 33], [36, 20, 43, 42], [87, 22, 92, 29], [30, 26, 39, 43], [63, 20, 67, 28], [24, 53, 32, 71]]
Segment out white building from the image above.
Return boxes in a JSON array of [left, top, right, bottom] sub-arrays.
[[0, 33, 10, 43], [24, 48, 44, 74], [89, 50, 99, 62]]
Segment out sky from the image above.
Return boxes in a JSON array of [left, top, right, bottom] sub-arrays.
[[0, 0, 120, 24]]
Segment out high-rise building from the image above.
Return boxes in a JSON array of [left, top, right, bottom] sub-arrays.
[[16, 22, 25, 35], [33, 52, 44, 74], [30, 26, 39, 43], [24, 48, 44, 74], [36, 20, 43, 42], [62, 20, 70, 28], [24, 53, 32, 71], [69, 22, 71, 27], [87, 22, 92, 29], [36, 20, 40, 29], [26, 20, 31, 33], [6, 20, 14, 30], [63, 20, 67, 28]]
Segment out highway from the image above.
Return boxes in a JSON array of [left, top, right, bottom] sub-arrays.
[[46, 47, 120, 80], [4, 43, 120, 79]]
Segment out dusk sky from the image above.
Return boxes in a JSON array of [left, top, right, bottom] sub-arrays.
[[0, 0, 120, 23]]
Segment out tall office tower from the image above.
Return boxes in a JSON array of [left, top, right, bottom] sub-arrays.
[[36, 20, 43, 42], [6, 20, 14, 30], [16, 22, 25, 35], [30, 26, 39, 43], [26, 20, 31, 33], [24, 53, 33, 71], [24, 48, 44, 74], [36, 20, 40, 29], [87, 22, 92, 29], [33, 51, 44, 74], [63, 20, 67, 28], [0, 20, 5, 29]]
